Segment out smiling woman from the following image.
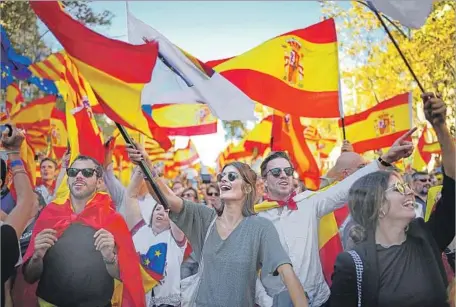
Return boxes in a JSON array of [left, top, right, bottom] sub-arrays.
[[126, 143, 309, 307]]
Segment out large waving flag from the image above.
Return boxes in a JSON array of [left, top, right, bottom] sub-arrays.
[[368, 0, 440, 29], [340, 93, 412, 153], [5, 83, 23, 117], [271, 112, 320, 190], [50, 107, 68, 159], [127, 11, 255, 122], [244, 115, 273, 156], [206, 19, 340, 118]]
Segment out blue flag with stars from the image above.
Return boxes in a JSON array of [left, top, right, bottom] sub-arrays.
[[140, 242, 167, 276]]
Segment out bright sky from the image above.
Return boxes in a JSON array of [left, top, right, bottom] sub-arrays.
[[45, 1, 351, 166]]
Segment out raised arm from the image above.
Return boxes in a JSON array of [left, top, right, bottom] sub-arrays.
[[3, 127, 35, 238], [50, 150, 70, 201], [309, 128, 416, 218], [126, 142, 184, 214], [123, 167, 149, 230]]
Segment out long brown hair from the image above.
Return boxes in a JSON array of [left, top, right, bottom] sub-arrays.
[[348, 170, 398, 243], [221, 161, 257, 217]]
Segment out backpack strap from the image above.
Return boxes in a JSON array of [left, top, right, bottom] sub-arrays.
[[347, 250, 364, 307]]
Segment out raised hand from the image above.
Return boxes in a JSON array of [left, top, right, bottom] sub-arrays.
[[1, 125, 25, 151], [381, 127, 417, 163], [422, 92, 447, 127], [33, 229, 58, 259]]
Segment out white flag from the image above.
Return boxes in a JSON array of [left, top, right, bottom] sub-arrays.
[[127, 11, 256, 121], [369, 0, 438, 29]]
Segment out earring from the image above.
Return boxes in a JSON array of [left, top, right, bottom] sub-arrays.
[[379, 209, 386, 218], [243, 185, 252, 194]]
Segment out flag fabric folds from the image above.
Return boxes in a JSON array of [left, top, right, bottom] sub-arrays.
[[244, 115, 273, 156], [368, 0, 439, 29], [50, 107, 68, 159], [30, 1, 160, 139], [271, 112, 320, 190], [5, 83, 23, 117], [340, 93, 412, 153], [206, 19, 340, 118], [127, 11, 255, 122]]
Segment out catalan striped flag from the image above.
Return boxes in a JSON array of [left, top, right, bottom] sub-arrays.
[[5, 83, 23, 117], [206, 19, 340, 118], [340, 93, 412, 153], [272, 112, 320, 190]]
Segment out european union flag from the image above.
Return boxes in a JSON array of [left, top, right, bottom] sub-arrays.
[[1, 63, 13, 89], [28, 76, 59, 95], [140, 242, 167, 276], [1, 26, 32, 80]]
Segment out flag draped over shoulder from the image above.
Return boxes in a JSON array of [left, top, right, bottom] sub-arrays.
[[272, 112, 320, 190], [19, 193, 146, 307], [206, 19, 340, 118], [126, 11, 255, 122], [340, 93, 412, 153], [30, 1, 159, 139]]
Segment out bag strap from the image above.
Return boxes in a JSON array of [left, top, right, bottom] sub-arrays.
[[347, 250, 364, 307], [189, 217, 217, 306]]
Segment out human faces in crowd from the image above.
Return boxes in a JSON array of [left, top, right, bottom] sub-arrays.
[[217, 165, 245, 201], [182, 187, 198, 202], [172, 181, 185, 196], [40, 159, 57, 182], [382, 174, 416, 223], [205, 185, 220, 209], [264, 158, 294, 200], [151, 203, 170, 229], [413, 173, 432, 198], [67, 159, 102, 200]]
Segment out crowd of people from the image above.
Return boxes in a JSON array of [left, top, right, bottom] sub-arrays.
[[0, 94, 454, 307]]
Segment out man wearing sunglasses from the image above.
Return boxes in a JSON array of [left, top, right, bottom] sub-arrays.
[[411, 171, 432, 217], [21, 156, 145, 307], [254, 128, 416, 307]]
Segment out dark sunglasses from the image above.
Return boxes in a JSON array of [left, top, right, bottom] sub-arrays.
[[183, 193, 196, 198], [217, 171, 240, 182], [207, 192, 219, 197], [386, 182, 412, 195], [67, 168, 98, 178], [267, 167, 294, 178], [418, 178, 431, 183]]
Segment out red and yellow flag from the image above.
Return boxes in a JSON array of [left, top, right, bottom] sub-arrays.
[[341, 93, 412, 153], [168, 140, 199, 169], [206, 19, 340, 118], [50, 107, 68, 159], [30, 2, 164, 142], [146, 104, 217, 136], [244, 115, 273, 156], [272, 112, 320, 190], [5, 83, 23, 117], [412, 126, 433, 171]]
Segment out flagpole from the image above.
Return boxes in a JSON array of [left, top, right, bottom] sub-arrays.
[[115, 122, 170, 210], [365, 1, 426, 93]]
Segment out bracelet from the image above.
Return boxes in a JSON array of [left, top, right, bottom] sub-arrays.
[[103, 253, 118, 265], [378, 156, 392, 167], [9, 160, 24, 168]]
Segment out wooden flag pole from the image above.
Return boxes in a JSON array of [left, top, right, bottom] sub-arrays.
[[115, 122, 170, 210]]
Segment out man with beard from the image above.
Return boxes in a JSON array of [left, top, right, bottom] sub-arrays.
[[254, 130, 416, 307], [412, 171, 432, 217], [20, 155, 145, 307]]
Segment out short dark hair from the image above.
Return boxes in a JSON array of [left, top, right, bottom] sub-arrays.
[[260, 151, 293, 177], [69, 155, 103, 178], [40, 157, 58, 168], [1, 158, 6, 188]]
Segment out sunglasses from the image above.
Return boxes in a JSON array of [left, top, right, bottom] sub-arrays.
[[183, 193, 196, 199], [267, 167, 294, 178], [386, 182, 412, 195], [418, 178, 431, 183], [67, 168, 98, 178], [217, 171, 240, 182], [207, 192, 219, 197]]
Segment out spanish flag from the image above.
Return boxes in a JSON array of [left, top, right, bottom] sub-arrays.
[[19, 193, 146, 307], [30, 1, 159, 139], [206, 19, 340, 118], [412, 126, 433, 171], [272, 112, 320, 190], [244, 115, 273, 156], [341, 93, 412, 153], [50, 107, 68, 160], [169, 140, 199, 169], [147, 104, 217, 136]]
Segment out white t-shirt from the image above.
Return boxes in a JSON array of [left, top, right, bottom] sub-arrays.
[[133, 225, 186, 307]]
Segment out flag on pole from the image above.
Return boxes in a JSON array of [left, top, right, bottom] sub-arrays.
[[206, 19, 340, 118], [368, 0, 440, 29], [126, 11, 255, 121]]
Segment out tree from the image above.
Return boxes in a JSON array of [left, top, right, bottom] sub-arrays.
[[1, 1, 113, 61], [319, 0, 455, 135]]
